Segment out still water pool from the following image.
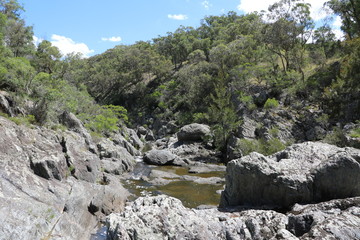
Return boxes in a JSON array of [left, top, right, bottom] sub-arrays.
[[122, 163, 226, 208]]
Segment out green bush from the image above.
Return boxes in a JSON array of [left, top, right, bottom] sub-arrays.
[[323, 127, 347, 147], [349, 128, 360, 138], [79, 105, 128, 135], [238, 138, 259, 156], [9, 115, 36, 127], [238, 137, 286, 156], [263, 98, 279, 109]]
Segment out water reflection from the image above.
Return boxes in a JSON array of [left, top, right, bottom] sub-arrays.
[[122, 163, 225, 208]]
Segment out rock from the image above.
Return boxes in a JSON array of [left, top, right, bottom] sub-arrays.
[[220, 142, 360, 209], [188, 164, 226, 174], [106, 195, 360, 240], [157, 121, 178, 138], [101, 158, 132, 175], [344, 123, 360, 149], [0, 91, 14, 116], [305, 126, 327, 141], [62, 132, 100, 183], [97, 139, 136, 174], [112, 133, 141, 156], [177, 123, 211, 142], [226, 135, 243, 161], [137, 126, 147, 136], [59, 111, 97, 153], [145, 129, 155, 141], [106, 195, 289, 240], [287, 197, 360, 239], [143, 149, 178, 165], [169, 141, 220, 164], [0, 116, 129, 239], [237, 116, 257, 139], [123, 127, 144, 151], [253, 91, 268, 107]]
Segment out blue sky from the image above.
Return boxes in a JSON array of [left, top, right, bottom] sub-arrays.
[[19, 0, 340, 58]]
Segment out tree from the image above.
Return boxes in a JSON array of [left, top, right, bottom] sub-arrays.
[[0, 0, 34, 57], [0, 0, 23, 20], [326, 0, 360, 39], [264, 0, 314, 81], [207, 77, 240, 154], [153, 26, 198, 69], [33, 40, 62, 74], [4, 18, 34, 57], [313, 25, 337, 59]]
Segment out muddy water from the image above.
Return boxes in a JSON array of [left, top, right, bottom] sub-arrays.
[[122, 163, 226, 208]]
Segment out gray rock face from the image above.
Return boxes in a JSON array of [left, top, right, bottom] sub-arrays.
[[220, 142, 360, 209], [62, 131, 100, 183], [237, 116, 257, 139], [0, 91, 15, 116], [106, 195, 360, 240], [112, 132, 141, 157], [168, 139, 220, 164], [106, 195, 288, 240], [143, 149, 178, 165], [59, 111, 97, 153], [0, 116, 130, 240], [177, 123, 211, 142], [288, 197, 360, 239]]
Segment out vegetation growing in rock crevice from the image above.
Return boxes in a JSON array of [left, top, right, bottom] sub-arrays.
[[0, 0, 359, 157]]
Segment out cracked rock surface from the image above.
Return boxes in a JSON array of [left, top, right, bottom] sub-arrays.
[[0, 116, 132, 239]]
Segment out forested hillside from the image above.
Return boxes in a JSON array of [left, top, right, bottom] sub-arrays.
[[0, 0, 359, 159]]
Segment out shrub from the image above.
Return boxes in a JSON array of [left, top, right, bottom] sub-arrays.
[[323, 127, 347, 147], [238, 137, 286, 156], [263, 98, 279, 109], [238, 138, 259, 156], [9, 115, 36, 127], [79, 105, 128, 135], [349, 128, 360, 138]]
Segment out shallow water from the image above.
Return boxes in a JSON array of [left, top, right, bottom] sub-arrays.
[[122, 163, 226, 208]]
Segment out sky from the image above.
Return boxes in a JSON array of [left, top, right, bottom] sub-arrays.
[[18, 0, 342, 58]]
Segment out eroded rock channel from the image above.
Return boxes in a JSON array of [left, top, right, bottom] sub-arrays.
[[0, 114, 359, 240]]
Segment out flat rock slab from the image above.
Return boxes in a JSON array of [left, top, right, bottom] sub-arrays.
[[106, 195, 360, 240]]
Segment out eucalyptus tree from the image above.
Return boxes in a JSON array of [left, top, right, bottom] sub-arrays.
[[326, 0, 360, 39], [33, 40, 62, 74], [264, 0, 314, 81]]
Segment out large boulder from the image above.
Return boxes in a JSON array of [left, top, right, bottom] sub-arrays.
[[220, 142, 360, 209], [177, 123, 211, 142], [143, 149, 179, 165]]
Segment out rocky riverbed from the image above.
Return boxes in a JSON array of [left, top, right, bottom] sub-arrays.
[[0, 113, 359, 240]]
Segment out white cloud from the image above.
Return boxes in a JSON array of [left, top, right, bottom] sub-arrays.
[[50, 34, 94, 58], [202, 1, 212, 10], [101, 36, 122, 42], [333, 15, 342, 28], [168, 14, 188, 20], [237, 0, 275, 13], [332, 29, 345, 40], [237, 0, 328, 21], [32, 36, 43, 46]]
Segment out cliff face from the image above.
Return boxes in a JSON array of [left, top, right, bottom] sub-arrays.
[[0, 116, 134, 240]]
